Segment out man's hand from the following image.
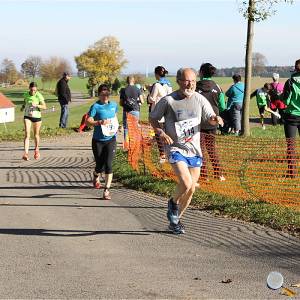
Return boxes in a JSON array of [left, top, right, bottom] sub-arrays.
[[97, 119, 110, 126], [158, 130, 173, 145], [209, 115, 224, 127]]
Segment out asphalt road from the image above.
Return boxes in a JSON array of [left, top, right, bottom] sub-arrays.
[[0, 132, 299, 299]]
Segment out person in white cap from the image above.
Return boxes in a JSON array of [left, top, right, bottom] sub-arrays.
[[269, 73, 286, 125]]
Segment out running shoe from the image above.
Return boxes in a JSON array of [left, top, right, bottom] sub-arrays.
[[159, 155, 166, 164], [168, 221, 185, 234], [93, 173, 101, 189], [103, 188, 111, 200], [22, 153, 29, 161], [167, 199, 179, 224], [34, 149, 40, 160], [218, 175, 226, 181]]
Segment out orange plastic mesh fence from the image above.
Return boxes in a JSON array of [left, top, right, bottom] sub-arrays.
[[126, 114, 300, 209]]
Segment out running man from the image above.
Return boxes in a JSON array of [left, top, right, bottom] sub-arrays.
[[150, 68, 223, 234]]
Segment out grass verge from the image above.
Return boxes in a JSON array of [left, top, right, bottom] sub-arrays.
[[113, 150, 300, 237]]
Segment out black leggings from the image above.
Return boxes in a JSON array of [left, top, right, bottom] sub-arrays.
[[92, 137, 116, 174], [283, 114, 300, 176]]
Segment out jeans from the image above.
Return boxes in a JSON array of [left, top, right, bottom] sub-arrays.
[[59, 104, 69, 128], [283, 113, 300, 176], [229, 103, 242, 132], [123, 110, 140, 144]]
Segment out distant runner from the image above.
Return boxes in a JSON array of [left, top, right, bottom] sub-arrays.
[[21, 82, 47, 161]]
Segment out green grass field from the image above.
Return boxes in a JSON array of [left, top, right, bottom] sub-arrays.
[[0, 76, 287, 140]]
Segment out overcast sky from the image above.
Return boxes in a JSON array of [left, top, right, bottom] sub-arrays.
[[0, 0, 299, 74]]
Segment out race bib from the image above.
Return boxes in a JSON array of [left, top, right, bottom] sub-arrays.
[[101, 116, 119, 137], [175, 117, 199, 143], [24, 105, 40, 118]]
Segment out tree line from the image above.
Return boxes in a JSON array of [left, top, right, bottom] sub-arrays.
[[0, 56, 72, 86], [216, 52, 294, 78]]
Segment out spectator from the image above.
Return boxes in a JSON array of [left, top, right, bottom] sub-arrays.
[[56, 72, 72, 128], [250, 83, 279, 130], [119, 76, 144, 150], [282, 59, 300, 178], [147, 66, 172, 163], [196, 63, 225, 181], [269, 73, 286, 125], [225, 74, 244, 135]]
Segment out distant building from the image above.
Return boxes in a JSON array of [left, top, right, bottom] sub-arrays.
[[0, 93, 15, 123]]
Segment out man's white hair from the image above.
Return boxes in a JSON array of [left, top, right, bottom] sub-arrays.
[[176, 68, 197, 81]]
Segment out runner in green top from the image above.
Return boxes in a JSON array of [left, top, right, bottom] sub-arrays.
[[250, 83, 280, 130], [21, 82, 47, 161]]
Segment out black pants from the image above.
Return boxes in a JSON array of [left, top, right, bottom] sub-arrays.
[[283, 114, 300, 176], [92, 137, 116, 174]]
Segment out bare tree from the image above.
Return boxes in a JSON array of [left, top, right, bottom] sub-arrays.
[[252, 52, 268, 76], [40, 57, 71, 87], [0, 58, 19, 84], [239, 0, 293, 136], [21, 56, 42, 80]]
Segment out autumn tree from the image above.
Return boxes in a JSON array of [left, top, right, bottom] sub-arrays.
[[252, 52, 268, 76], [21, 56, 42, 80], [75, 36, 127, 97], [239, 0, 293, 136], [40, 57, 71, 87], [0, 58, 19, 84]]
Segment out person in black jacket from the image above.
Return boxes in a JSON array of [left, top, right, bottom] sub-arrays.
[[196, 63, 225, 181], [56, 72, 72, 128], [119, 75, 144, 149]]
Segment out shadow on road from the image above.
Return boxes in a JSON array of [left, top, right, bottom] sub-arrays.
[[0, 228, 169, 237]]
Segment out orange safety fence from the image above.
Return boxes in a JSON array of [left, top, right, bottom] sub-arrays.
[[126, 113, 300, 209]]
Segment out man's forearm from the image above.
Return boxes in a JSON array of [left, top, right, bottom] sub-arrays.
[[150, 118, 162, 133]]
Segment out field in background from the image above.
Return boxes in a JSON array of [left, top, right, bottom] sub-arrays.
[[0, 76, 288, 140]]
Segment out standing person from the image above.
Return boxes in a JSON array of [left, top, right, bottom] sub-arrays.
[[21, 82, 47, 161], [282, 59, 300, 178], [86, 84, 119, 199], [147, 66, 172, 163], [56, 72, 71, 128], [150, 68, 223, 234], [119, 76, 144, 149], [196, 63, 226, 181], [225, 74, 244, 135], [269, 73, 286, 125]]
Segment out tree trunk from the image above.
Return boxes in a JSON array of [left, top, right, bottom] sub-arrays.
[[241, 0, 254, 137], [91, 86, 96, 98]]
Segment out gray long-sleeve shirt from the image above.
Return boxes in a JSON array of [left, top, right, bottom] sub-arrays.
[[150, 91, 215, 157]]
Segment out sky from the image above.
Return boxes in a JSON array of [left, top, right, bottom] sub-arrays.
[[0, 0, 299, 74]]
